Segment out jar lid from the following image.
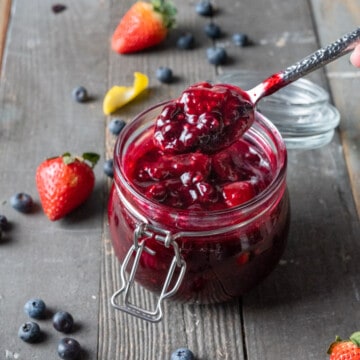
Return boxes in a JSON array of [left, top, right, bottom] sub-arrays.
[[218, 71, 340, 150]]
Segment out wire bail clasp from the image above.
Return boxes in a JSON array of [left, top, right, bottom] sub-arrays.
[[111, 223, 186, 322]]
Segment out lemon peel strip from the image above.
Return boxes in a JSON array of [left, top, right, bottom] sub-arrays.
[[103, 72, 149, 115]]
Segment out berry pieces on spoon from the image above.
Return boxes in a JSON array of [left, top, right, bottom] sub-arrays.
[[153, 82, 254, 154]]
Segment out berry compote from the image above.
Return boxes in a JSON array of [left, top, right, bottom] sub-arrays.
[[154, 82, 254, 154], [108, 83, 289, 309]]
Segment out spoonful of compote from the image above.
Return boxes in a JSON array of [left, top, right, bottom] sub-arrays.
[[154, 27, 360, 154]]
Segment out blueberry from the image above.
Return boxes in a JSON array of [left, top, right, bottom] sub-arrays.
[[206, 47, 227, 65], [52, 4, 67, 13], [57, 337, 81, 360], [24, 298, 46, 319], [232, 32, 249, 46], [170, 347, 195, 360], [204, 23, 221, 39], [108, 118, 126, 136], [0, 215, 9, 231], [10, 193, 33, 213], [103, 159, 114, 178], [156, 66, 173, 84], [53, 311, 74, 333], [18, 321, 41, 343], [72, 86, 88, 103], [195, 1, 214, 16], [177, 33, 195, 50]]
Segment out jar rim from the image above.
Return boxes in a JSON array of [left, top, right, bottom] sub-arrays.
[[113, 100, 287, 221]]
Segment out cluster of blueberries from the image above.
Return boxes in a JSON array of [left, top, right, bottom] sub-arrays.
[[19, 298, 195, 360], [155, 0, 250, 84], [196, 0, 249, 65], [19, 298, 81, 360]]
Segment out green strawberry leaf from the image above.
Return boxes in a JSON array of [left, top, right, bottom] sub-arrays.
[[60, 152, 100, 168], [82, 152, 100, 168], [350, 332, 360, 347], [152, 0, 177, 29]]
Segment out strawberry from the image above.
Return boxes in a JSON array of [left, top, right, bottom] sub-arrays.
[[35, 152, 99, 221], [222, 181, 256, 207], [111, 0, 176, 54], [328, 332, 360, 359]]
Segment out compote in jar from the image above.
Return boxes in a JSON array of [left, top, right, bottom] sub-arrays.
[[108, 82, 290, 321]]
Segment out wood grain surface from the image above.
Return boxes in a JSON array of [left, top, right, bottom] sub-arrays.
[[0, 0, 10, 74], [0, 0, 359, 359], [310, 0, 360, 217]]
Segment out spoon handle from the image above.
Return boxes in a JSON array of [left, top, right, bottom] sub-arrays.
[[282, 27, 360, 81], [249, 27, 360, 103]]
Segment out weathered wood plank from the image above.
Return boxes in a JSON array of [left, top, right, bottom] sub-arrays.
[[0, 0, 109, 358], [309, 0, 360, 217]]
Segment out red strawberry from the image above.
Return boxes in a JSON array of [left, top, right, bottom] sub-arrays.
[[111, 0, 176, 54], [222, 181, 256, 207], [35, 152, 99, 221], [328, 332, 360, 359]]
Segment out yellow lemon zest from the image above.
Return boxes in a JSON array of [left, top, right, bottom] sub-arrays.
[[103, 72, 149, 115]]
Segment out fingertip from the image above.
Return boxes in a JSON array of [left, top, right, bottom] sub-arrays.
[[350, 45, 360, 68]]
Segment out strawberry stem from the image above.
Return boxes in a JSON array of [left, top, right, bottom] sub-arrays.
[[61, 152, 100, 168], [151, 0, 177, 29]]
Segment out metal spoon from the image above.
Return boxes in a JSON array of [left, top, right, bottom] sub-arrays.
[[245, 27, 360, 107], [155, 28, 360, 155]]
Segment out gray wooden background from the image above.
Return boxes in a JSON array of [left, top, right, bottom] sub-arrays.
[[0, 0, 359, 359]]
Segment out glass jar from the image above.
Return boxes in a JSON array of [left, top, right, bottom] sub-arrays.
[[108, 101, 290, 322]]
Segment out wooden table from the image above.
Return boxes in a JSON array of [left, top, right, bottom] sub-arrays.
[[1, 0, 360, 359]]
